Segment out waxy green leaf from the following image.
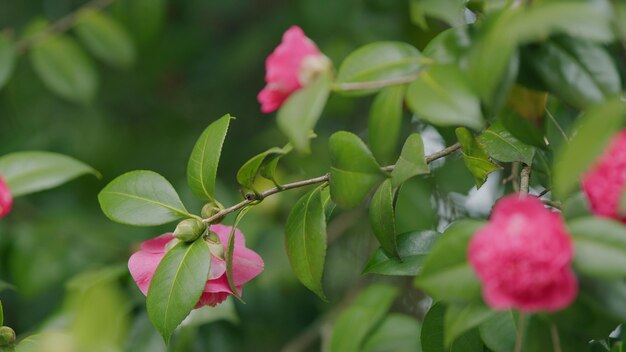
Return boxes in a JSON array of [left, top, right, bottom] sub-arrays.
[[478, 123, 535, 165], [30, 35, 97, 104], [236, 145, 291, 190], [369, 179, 398, 258], [277, 72, 330, 153], [524, 37, 620, 110], [362, 314, 421, 352], [187, 114, 231, 201], [553, 98, 626, 199], [415, 220, 485, 303], [147, 239, 211, 344], [456, 128, 502, 188], [391, 133, 430, 188], [368, 85, 406, 164], [330, 284, 399, 352], [285, 186, 328, 300], [363, 230, 439, 276], [99, 170, 191, 226], [568, 217, 626, 279], [0, 151, 99, 197], [0, 33, 16, 90], [410, 0, 465, 29], [329, 131, 384, 208], [336, 42, 423, 96], [75, 9, 136, 68], [444, 303, 496, 347], [406, 64, 484, 131], [479, 311, 518, 352]]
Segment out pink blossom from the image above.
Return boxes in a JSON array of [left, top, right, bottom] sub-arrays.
[[258, 26, 329, 113], [468, 195, 577, 312], [0, 176, 12, 219], [582, 130, 626, 223], [128, 224, 264, 308]]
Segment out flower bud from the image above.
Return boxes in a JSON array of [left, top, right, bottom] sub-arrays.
[[205, 231, 225, 260], [0, 326, 16, 346], [173, 219, 206, 242], [201, 202, 222, 220]]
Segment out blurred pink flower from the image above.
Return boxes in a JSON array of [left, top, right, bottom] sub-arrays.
[[582, 130, 626, 222], [468, 195, 577, 312], [258, 26, 330, 113], [128, 224, 264, 308], [0, 176, 12, 219]]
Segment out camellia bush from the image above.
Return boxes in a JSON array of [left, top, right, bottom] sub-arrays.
[[2, 0, 626, 351]]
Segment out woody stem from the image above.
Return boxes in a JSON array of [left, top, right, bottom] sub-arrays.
[[202, 142, 460, 224]]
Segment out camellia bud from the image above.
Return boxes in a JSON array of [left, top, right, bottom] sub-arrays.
[[205, 231, 225, 260], [201, 202, 222, 219], [173, 218, 206, 242], [0, 326, 16, 346]]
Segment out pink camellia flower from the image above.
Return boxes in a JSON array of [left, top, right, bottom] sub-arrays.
[[0, 176, 12, 219], [258, 26, 331, 113], [128, 224, 264, 308], [582, 130, 626, 223], [468, 195, 577, 312]]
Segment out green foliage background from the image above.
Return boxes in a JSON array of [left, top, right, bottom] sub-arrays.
[[0, 0, 452, 350]]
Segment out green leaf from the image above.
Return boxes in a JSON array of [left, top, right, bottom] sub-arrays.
[[0, 33, 16, 90], [479, 311, 518, 352], [330, 284, 398, 352], [369, 179, 398, 257], [75, 9, 136, 68], [553, 98, 626, 199], [285, 186, 328, 300], [422, 27, 471, 65], [236, 145, 290, 190], [147, 238, 211, 344], [524, 37, 621, 110], [478, 123, 535, 165], [277, 72, 330, 153], [0, 151, 99, 197], [368, 85, 406, 164], [455, 128, 502, 188], [444, 303, 496, 347], [187, 114, 232, 201], [30, 35, 97, 104], [568, 217, 626, 279], [363, 230, 440, 276], [415, 220, 485, 303], [406, 64, 484, 131], [0, 300, 3, 326], [391, 133, 430, 188], [329, 131, 384, 208], [362, 314, 422, 352], [336, 42, 423, 95], [410, 0, 465, 29], [421, 302, 446, 352], [98, 170, 191, 226]]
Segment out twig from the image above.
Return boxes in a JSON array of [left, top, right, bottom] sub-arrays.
[[537, 188, 550, 198], [13, 0, 116, 53], [550, 323, 562, 352], [203, 143, 461, 224], [519, 164, 531, 196], [514, 312, 526, 352]]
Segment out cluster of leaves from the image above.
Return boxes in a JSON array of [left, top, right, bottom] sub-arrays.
[[0, 0, 166, 104]]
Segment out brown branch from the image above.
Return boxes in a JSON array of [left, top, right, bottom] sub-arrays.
[[14, 0, 116, 53], [519, 164, 531, 196], [202, 142, 461, 224]]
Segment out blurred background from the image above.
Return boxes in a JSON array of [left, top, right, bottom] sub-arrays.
[[0, 0, 484, 350]]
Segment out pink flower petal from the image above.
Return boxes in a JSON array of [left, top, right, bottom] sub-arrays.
[[140, 233, 174, 253], [0, 176, 13, 219], [128, 250, 164, 295], [258, 26, 323, 113]]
